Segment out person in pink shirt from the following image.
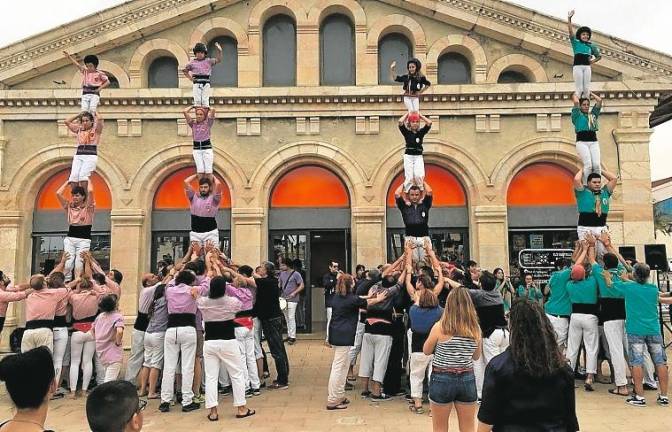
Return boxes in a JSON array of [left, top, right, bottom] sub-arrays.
[[0, 271, 32, 336], [182, 42, 223, 107], [183, 106, 216, 182], [91, 294, 124, 383], [57, 181, 95, 282], [63, 111, 103, 187], [184, 173, 222, 248], [63, 52, 110, 113], [22, 275, 69, 354], [46, 256, 73, 399]]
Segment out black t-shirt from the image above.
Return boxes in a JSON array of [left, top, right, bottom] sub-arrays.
[[355, 278, 377, 323], [328, 293, 367, 347], [399, 124, 431, 155], [395, 74, 431, 94], [252, 276, 282, 320], [323, 272, 338, 308], [396, 195, 432, 237]]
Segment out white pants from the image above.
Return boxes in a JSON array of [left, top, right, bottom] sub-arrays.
[[474, 353, 486, 399], [566, 313, 599, 374], [577, 226, 608, 257], [403, 154, 425, 193], [52, 326, 68, 381], [327, 346, 351, 405], [573, 65, 591, 98], [283, 301, 298, 339], [603, 319, 628, 387], [253, 318, 263, 360], [189, 229, 219, 247], [161, 326, 197, 406], [406, 236, 430, 264], [403, 96, 420, 112], [21, 328, 53, 353], [95, 351, 106, 385], [204, 339, 247, 408], [359, 333, 392, 383], [143, 331, 165, 369], [70, 330, 95, 392], [81, 93, 100, 113], [547, 314, 570, 349], [125, 329, 145, 383], [192, 148, 214, 174], [63, 237, 91, 282], [235, 326, 260, 390], [69, 154, 98, 183], [325, 307, 332, 343], [103, 362, 122, 383], [576, 141, 601, 184], [349, 321, 366, 366], [409, 352, 432, 399], [643, 350, 658, 387], [193, 83, 211, 107], [483, 329, 510, 362]]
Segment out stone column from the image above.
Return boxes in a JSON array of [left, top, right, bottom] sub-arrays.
[[231, 208, 265, 266], [297, 25, 319, 86], [109, 209, 146, 317], [354, 24, 368, 86], [352, 206, 386, 268], [0, 211, 24, 349], [472, 205, 509, 271], [0, 120, 6, 187]]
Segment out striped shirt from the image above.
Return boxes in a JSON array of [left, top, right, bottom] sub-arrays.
[[432, 336, 477, 369]]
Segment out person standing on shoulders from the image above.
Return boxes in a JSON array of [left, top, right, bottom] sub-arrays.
[[574, 166, 617, 257]]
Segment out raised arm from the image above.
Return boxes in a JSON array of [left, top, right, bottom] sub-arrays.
[[567, 10, 575, 39], [183, 173, 198, 197], [56, 180, 69, 209], [585, 233, 597, 265], [590, 92, 602, 107], [213, 42, 223, 65], [602, 167, 618, 193], [87, 178, 95, 205], [573, 169, 584, 190], [49, 251, 69, 276], [64, 112, 80, 129], [208, 107, 216, 119], [574, 240, 588, 265], [182, 106, 194, 123], [393, 182, 404, 199], [398, 112, 409, 126], [63, 51, 85, 72], [389, 61, 397, 82], [572, 93, 580, 107], [423, 181, 433, 196], [419, 114, 433, 126]]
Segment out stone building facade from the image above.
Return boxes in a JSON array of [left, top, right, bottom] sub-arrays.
[[0, 0, 670, 337]]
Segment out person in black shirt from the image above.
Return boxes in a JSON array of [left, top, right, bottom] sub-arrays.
[[389, 58, 431, 113], [323, 261, 340, 346], [399, 112, 432, 196], [478, 299, 579, 432], [348, 268, 381, 381], [394, 182, 433, 266]]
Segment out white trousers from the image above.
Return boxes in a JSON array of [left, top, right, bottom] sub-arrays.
[[70, 331, 95, 392], [81, 93, 100, 113], [359, 333, 392, 383], [576, 141, 601, 184], [325, 307, 332, 343], [576, 226, 608, 258], [103, 362, 122, 383], [348, 321, 366, 366], [193, 83, 211, 107], [327, 346, 351, 405], [253, 318, 263, 360], [21, 328, 53, 353], [63, 237, 91, 282], [125, 329, 145, 383], [161, 326, 197, 406], [403, 96, 420, 112], [283, 301, 298, 339], [403, 154, 425, 193], [189, 229, 219, 247], [603, 319, 628, 387], [235, 326, 260, 390], [52, 326, 69, 381], [69, 154, 98, 183], [547, 314, 570, 349], [406, 236, 430, 264], [573, 65, 592, 98], [483, 329, 510, 362], [204, 339, 247, 408], [474, 353, 486, 399], [143, 331, 165, 369], [566, 313, 599, 374], [192, 148, 214, 174], [409, 352, 433, 399]]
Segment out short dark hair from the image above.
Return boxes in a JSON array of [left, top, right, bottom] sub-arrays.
[[99, 294, 118, 313], [480, 271, 497, 292], [381, 275, 397, 288], [110, 269, 123, 284], [603, 253, 619, 270], [29, 275, 45, 290], [209, 276, 227, 299], [193, 42, 207, 54], [579, 97, 590, 106], [633, 263, 651, 284], [408, 185, 421, 192], [48, 272, 65, 288], [587, 173, 601, 182], [83, 54, 99, 67], [92, 272, 106, 285], [292, 259, 303, 270], [198, 177, 212, 187], [576, 26, 592, 40], [238, 265, 253, 277], [80, 111, 95, 123], [416, 274, 433, 290], [466, 260, 478, 269], [184, 260, 205, 276], [72, 185, 87, 198], [0, 347, 54, 409], [86, 380, 139, 432], [175, 270, 196, 286]]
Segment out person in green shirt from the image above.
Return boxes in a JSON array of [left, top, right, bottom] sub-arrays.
[[573, 167, 617, 258], [613, 263, 669, 407], [567, 10, 601, 98], [516, 273, 543, 306], [571, 92, 603, 184], [494, 268, 514, 316], [545, 255, 576, 353]]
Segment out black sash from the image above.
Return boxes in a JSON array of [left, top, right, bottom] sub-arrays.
[[191, 215, 217, 233], [573, 53, 591, 66], [204, 320, 236, 340], [576, 131, 597, 142], [134, 312, 150, 332], [167, 313, 196, 328], [75, 144, 98, 155], [26, 319, 54, 330], [577, 212, 607, 227], [67, 225, 92, 240]]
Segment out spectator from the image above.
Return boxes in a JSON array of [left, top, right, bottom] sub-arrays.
[[86, 380, 145, 432]]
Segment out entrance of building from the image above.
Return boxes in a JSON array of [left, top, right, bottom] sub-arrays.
[[270, 229, 350, 333]]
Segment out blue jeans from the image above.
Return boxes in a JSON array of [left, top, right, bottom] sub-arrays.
[[627, 334, 667, 367], [429, 370, 477, 405]]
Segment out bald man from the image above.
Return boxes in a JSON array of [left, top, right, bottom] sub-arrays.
[[125, 273, 161, 387]]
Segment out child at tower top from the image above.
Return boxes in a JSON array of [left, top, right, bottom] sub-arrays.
[[63, 51, 109, 113], [390, 58, 431, 113], [567, 10, 601, 98], [182, 42, 223, 107]]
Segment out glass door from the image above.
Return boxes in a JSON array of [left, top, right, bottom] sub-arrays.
[[270, 232, 310, 332]]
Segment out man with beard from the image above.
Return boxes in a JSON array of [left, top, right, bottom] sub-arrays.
[[184, 173, 222, 249]]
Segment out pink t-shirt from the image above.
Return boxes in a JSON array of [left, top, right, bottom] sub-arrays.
[[25, 288, 69, 321], [67, 119, 103, 146], [94, 311, 124, 365], [66, 200, 95, 226], [187, 190, 221, 218], [81, 70, 108, 88], [188, 117, 214, 142], [184, 58, 215, 76], [0, 285, 28, 317], [69, 290, 101, 320]]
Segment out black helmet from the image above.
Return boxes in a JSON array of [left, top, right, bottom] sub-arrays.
[[193, 43, 207, 54], [576, 26, 592, 40], [407, 58, 422, 72]]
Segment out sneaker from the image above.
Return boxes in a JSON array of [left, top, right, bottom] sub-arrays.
[[626, 395, 646, 407], [181, 402, 200, 412], [388, 390, 406, 397], [477, 398, 482, 405], [344, 383, 354, 391], [219, 386, 232, 396], [158, 402, 170, 412], [360, 390, 371, 399], [192, 394, 205, 404], [370, 393, 392, 402], [269, 381, 289, 390], [245, 388, 254, 398], [644, 383, 659, 391], [252, 388, 261, 396], [657, 395, 670, 406], [288, 338, 296, 345]]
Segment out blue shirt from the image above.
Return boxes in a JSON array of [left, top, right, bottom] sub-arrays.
[[409, 305, 443, 334]]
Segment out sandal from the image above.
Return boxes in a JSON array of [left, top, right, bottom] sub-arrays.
[[584, 382, 594, 392], [347, 376, 357, 382], [342, 398, 350, 405], [608, 388, 629, 397], [326, 403, 348, 410], [207, 413, 219, 422], [409, 405, 425, 414], [236, 409, 256, 419]]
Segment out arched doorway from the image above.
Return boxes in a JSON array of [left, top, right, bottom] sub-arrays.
[[32, 170, 112, 274], [151, 167, 231, 271], [268, 165, 351, 333], [386, 164, 469, 262]]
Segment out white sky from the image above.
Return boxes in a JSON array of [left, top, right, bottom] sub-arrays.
[[0, 0, 670, 180]]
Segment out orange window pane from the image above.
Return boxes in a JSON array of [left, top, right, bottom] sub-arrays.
[[507, 163, 574, 206], [271, 166, 349, 208], [36, 170, 112, 210], [386, 164, 467, 207], [154, 167, 231, 209]]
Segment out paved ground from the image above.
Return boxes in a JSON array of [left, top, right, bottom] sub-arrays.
[[1, 339, 672, 431]]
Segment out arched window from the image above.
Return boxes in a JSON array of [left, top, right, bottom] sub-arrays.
[[438, 52, 471, 84], [102, 72, 120, 89], [263, 15, 296, 86], [378, 33, 412, 85], [320, 14, 355, 85], [148, 56, 179, 88], [208, 36, 238, 87], [497, 69, 529, 84]]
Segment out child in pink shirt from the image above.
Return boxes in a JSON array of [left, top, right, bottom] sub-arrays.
[[63, 51, 109, 113], [91, 294, 125, 383], [182, 42, 223, 107]]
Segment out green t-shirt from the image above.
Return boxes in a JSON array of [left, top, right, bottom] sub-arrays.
[[575, 187, 611, 215], [613, 280, 661, 336], [516, 285, 543, 303], [593, 263, 625, 299], [566, 276, 598, 305], [571, 105, 601, 132], [570, 37, 601, 58], [545, 268, 572, 316]]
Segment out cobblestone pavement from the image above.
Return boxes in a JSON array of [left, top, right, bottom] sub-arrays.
[[1, 340, 671, 431]]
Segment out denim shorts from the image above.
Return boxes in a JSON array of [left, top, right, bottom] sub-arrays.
[[428, 371, 477, 405], [627, 334, 667, 367]]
